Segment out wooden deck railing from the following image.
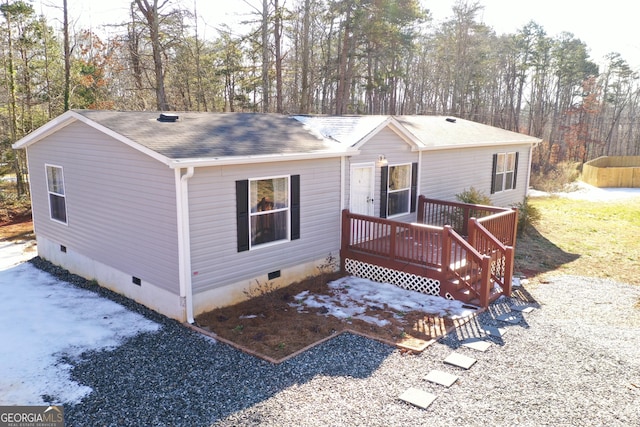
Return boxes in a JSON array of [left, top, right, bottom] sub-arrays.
[[416, 195, 508, 236], [341, 197, 519, 308], [340, 210, 445, 275], [476, 208, 518, 246], [468, 218, 515, 299], [441, 225, 493, 307]]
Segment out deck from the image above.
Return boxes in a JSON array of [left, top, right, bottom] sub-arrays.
[[340, 196, 517, 308]]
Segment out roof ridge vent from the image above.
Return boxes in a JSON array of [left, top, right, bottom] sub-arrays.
[[158, 113, 179, 122], [445, 117, 456, 123]]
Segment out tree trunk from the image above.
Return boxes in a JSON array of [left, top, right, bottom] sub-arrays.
[[2, 5, 25, 196], [128, 4, 146, 109], [63, 0, 70, 111], [135, 0, 169, 111], [261, 0, 270, 112], [274, 0, 283, 113], [299, 0, 311, 114], [335, 8, 351, 115]]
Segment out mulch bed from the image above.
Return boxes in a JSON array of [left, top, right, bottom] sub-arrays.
[[193, 273, 470, 363]]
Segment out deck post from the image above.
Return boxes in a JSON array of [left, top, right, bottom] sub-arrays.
[[467, 217, 477, 248], [442, 225, 452, 277], [503, 245, 515, 297], [389, 222, 397, 261], [480, 255, 492, 307], [510, 207, 519, 247], [462, 206, 470, 235], [417, 195, 425, 223]]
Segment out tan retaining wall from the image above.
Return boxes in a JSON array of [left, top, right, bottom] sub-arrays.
[[582, 156, 640, 188]]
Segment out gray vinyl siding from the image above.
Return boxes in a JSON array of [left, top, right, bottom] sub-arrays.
[[26, 121, 179, 293], [189, 158, 341, 293], [346, 126, 418, 221], [420, 144, 531, 207]]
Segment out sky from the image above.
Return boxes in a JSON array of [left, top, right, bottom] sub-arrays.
[[33, 0, 640, 69]]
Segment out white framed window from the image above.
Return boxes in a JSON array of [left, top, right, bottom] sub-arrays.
[[45, 164, 67, 224], [387, 163, 412, 217], [492, 152, 518, 193], [249, 175, 290, 248]]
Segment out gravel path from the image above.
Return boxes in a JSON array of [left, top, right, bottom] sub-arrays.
[[35, 258, 639, 426]]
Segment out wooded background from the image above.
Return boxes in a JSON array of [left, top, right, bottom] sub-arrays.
[[2, 0, 640, 197]]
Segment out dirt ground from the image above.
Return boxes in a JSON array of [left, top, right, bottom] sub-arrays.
[[194, 272, 463, 362], [0, 216, 34, 241]]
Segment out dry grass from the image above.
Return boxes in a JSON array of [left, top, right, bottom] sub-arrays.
[[515, 196, 640, 285]]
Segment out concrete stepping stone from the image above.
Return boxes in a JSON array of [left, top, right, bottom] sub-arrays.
[[399, 387, 437, 409], [495, 312, 520, 324], [511, 305, 535, 313], [443, 352, 477, 370], [425, 370, 458, 387], [461, 338, 492, 352], [478, 324, 508, 338]]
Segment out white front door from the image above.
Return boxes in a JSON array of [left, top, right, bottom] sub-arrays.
[[350, 163, 375, 216]]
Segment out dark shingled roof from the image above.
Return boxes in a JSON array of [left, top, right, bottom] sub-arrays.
[[75, 110, 335, 159]]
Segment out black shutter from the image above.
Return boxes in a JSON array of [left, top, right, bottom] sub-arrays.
[[236, 180, 249, 252], [490, 154, 498, 194], [410, 162, 418, 213], [379, 165, 388, 218], [512, 152, 519, 189], [291, 175, 300, 240]]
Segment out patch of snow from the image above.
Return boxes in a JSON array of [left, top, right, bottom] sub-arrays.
[[0, 260, 161, 405], [292, 276, 476, 328], [529, 181, 640, 202], [0, 240, 36, 271]]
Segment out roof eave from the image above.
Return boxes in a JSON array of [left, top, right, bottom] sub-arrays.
[[12, 110, 79, 149], [13, 110, 174, 167], [419, 138, 542, 151], [169, 149, 358, 169]]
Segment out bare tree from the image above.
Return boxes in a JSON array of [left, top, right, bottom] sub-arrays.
[[134, 0, 170, 110]]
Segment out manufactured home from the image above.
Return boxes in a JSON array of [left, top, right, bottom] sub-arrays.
[[13, 111, 540, 322]]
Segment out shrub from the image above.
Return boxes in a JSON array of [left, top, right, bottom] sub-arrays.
[[513, 196, 541, 235], [530, 162, 580, 192], [455, 187, 492, 206]]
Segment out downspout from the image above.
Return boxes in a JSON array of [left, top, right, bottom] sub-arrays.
[[526, 144, 535, 197], [176, 167, 195, 323], [417, 150, 423, 202], [339, 155, 346, 273], [340, 156, 346, 210]]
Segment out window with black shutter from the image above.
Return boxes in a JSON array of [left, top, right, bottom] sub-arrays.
[[236, 174, 300, 251]]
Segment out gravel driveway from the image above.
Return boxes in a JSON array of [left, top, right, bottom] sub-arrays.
[[36, 258, 639, 426]]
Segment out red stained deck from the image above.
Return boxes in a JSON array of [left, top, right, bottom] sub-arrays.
[[340, 197, 518, 308]]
